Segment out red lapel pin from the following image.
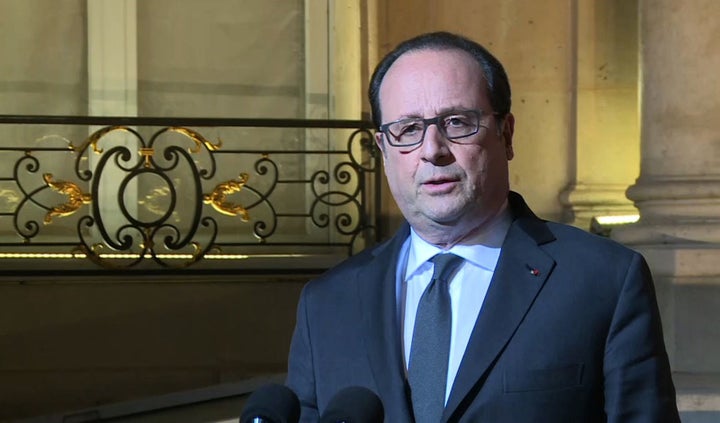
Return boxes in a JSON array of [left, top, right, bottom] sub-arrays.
[[526, 264, 540, 276]]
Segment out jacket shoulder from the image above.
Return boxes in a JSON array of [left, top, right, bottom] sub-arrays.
[[302, 225, 407, 296]]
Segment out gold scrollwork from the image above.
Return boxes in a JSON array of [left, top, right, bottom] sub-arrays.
[[169, 127, 222, 153], [203, 173, 250, 220], [43, 173, 92, 224], [72, 126, 134, 154]]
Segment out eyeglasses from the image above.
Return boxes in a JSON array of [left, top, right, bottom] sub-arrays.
[[379, 110, 498, 148]]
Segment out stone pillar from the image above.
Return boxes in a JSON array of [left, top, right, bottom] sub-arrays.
[[612, 0, 720, 374], [87, 0, 137, 117], [559, 0, 640, 230], [87, 0, 138, 218]]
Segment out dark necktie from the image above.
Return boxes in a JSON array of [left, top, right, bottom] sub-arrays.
[[408, 253, 465, 423]]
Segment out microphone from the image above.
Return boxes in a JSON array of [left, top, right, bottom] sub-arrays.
[[240, 383, 300, 423], [319, 386, 384, 423]]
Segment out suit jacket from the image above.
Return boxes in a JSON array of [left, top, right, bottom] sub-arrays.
[[286, 192, 680, 422]]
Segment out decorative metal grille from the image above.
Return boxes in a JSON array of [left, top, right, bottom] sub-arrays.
[[0, 116, 379, 271]]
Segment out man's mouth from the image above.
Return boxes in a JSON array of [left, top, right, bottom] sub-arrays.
[[421, 177, 459, 192], [423, 175, 459, 184]]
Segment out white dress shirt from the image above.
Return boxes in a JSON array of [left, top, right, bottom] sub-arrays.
[[396, 210, 511, 404]]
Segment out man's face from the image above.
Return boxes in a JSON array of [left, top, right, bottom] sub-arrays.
[[375, 48, 514, 244]]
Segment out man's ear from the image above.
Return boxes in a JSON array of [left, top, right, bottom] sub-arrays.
[[374, 132, 386, 156], [502, 113, 515, 160]]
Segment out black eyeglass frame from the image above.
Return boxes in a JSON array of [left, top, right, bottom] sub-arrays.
[[378, 109, 502, 148]]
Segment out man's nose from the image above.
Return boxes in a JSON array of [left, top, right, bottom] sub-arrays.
[[420, 124, 450, 161]]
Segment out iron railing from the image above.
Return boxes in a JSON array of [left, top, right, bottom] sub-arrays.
[[0, 115, 380, 272]]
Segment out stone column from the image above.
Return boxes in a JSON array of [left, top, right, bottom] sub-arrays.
[[560, 0, 641, 230], [87, 0, 137, 117], [612, 0, 720, 374], [87, 0, 138, 218]]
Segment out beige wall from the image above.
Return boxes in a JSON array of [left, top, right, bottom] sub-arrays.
[[137, 0, 304, 119], [0, 0, 88, 152], [0, 0, 87, 116]]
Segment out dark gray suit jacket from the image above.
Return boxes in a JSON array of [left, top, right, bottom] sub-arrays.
[[286, 192, 679, 422]]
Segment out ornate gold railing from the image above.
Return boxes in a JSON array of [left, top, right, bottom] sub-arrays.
[[0, 115, 379, 272]]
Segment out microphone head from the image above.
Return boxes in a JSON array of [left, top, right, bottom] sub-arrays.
[[320, 386, 384, 423], [240, 383, 300, 423]]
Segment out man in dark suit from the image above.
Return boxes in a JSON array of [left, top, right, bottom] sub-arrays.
[[286, 32, 680, 422]]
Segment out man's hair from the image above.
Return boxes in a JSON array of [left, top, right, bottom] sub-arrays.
[[368, 31, 512, 129]]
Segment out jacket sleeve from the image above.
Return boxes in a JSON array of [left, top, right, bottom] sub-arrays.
[[603, 252, 680, 422], [286, 287, 321, 422]]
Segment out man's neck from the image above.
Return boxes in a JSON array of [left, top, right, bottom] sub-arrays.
[[423, 200, 512, 250]]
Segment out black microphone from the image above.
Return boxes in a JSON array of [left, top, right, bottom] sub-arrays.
[[319, 386, 384, 423], [240, 383, 300, 423]]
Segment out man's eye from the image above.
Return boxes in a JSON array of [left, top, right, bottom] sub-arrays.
[[445, 116, 471, 128], [398, 123, 423, 135]]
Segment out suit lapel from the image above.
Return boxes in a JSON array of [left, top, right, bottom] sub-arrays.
[[357, 224, 413, 420], [443, 195, 557, 421]]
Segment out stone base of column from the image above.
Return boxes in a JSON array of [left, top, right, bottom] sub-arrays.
[[611, 222, 720, 245], [624, 245, 720, 374], [610, 177, 720, 374], [611, 177, 720, 244], [558, 183, 637, 231]]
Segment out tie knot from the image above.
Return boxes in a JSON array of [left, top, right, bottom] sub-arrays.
[[431, 253, 464, 282]]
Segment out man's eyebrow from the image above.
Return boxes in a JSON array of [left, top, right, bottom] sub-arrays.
[[394, 107, 475, 121], [437, 106, 477, 114], [394, 112, 423, 120]]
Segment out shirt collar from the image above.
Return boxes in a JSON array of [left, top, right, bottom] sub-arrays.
[[405, 205, 512, 281]]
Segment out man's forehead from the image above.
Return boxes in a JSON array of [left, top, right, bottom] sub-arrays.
[[390, 47, 477, 70], [378, 48, 487, 108], [380, 48, 485, 90]]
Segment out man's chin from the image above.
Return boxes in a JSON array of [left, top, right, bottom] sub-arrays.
[[419, 208, 466, 227]]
